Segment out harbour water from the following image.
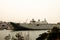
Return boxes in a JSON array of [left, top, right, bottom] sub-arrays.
[[0, 30, 48, 40]]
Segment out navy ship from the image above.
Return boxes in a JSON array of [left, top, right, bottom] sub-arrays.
[[20, 19, 60, 30], [0, 19, 60, 30]]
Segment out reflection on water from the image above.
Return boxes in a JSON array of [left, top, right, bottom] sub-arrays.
[[0, 30, 48, 40]]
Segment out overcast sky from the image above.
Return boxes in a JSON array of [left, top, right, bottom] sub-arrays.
[[0, 0, 60, 23]]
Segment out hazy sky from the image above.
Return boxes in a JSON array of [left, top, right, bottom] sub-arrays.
[[0, 0, 60, 23]]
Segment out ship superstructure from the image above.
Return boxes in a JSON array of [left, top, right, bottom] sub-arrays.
[[30, 19, 48, 24]]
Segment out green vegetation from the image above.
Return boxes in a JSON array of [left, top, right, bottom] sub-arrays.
[[36, 27, 60, 40]]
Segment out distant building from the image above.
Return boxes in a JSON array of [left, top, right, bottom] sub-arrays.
[[0, 21, 14, 30]]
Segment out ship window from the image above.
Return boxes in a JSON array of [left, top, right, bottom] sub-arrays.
[[36, 24, 39, 26], [2, 25, 5, 27]]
